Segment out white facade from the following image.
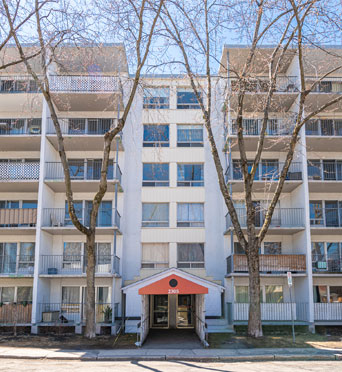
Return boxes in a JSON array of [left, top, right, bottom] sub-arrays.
[[0, 45, 341, 336]]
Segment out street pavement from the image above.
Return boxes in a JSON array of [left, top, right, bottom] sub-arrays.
[[0, 359, 341, 371]]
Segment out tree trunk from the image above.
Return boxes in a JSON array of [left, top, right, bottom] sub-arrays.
[[247, 243, 263, 338], [85, 233, 96, 338]]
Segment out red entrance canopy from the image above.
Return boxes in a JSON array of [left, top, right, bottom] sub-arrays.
[[138, 274, 208, 295]]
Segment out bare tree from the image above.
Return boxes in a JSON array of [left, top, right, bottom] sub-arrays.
[[3, 0, 164, 338], [159, 0, 342, 337]]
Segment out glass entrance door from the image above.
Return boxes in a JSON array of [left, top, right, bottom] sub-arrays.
[[151, 295, 168, 328], [177, 294, 194, 328]]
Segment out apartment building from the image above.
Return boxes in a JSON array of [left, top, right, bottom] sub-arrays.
[[0, 44, 341, 344]]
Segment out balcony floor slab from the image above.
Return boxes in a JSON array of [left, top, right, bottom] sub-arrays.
[[44, 180, 121, 193], [0, 180, 38, 192], [0, 136, 41, 151], [0, 227, 36, 235], [308, 181, 342, 193], [225, 227, 305, 235], [228, 136, 293, 152], [41, 226, 121, 235], [306, 136, 342, 152], [228, 180, 302, 193], [310, 227, 342, 235]]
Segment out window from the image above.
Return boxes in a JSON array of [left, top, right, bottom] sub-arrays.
[[68, 119, 86, 134], [308, 160, 322, 180], [0, 242, 17, 273], [261, 160, 279, 180], [232, 160, 259, 181], [65, 200, 83, 226], [311, 242, 325, 270], [17, 287, 33, 303], [62, 286, 80, 304], [309, 201, 323, 225], [177, 88, 202, 109], [96, 243, 111, 265], [142, 203, 169, 227], [177, 164, 204, 186], [68, 159, 84, 179], [97, 287, 110, 304], [264, 242, 281, 255], [87, 159, 114, 180], [84, 200, 112, 227], [306, 120, 319, 135], [235, 286, 249, 303], [63, 242, 82, 270], [143, 125, 169, 147], [313, 285, 328, 303], [143, 163, 169, 186], [141, 243, 169, 269], [177, 203, 204, 227], [0, 287, 14, 303], [234, 242, 245, 254], [177, 243, 204, 268], [325, 201, 340, 227], [88, 119, 112, 134], [143, 87, 170, 109], [177, 125, 203, 147], [265, 285, 283, 303], [329, 286, 342, 303], [19, 242, 35, 272]]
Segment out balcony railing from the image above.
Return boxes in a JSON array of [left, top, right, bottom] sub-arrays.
[[312, 254, 342, 273], [231, 119, 294, 136], [0, 76, 39, 93], [40, 255, 120, 275], [37, 302, 113, 324], [229, 76, 299, 93], [45, 161, 122, 184], [310, 208, 342, 227], [306, 77, 342, 93], [308, 161, 342, 181], [46, 118, 121, 136], [0, 255, 35, 275], [227, 254, 306, 274], [49, 75, 119, 92], [0, 208, 37, 227], [227, 302, 308, 322], [225, 208, 304, 229], [42, 208, 121, 229], [0, 161, 40, 180], [314, 303, 342, 321], [226, 162, 302, 182], [0, 303, 32, 324], [306, 119, 342, 136], [0, 119, 41, 135]]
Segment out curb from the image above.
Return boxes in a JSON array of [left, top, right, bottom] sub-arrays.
[[0, 353, 342, 362]]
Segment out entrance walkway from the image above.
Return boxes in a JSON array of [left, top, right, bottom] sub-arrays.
[[142, 329, 202, 349]]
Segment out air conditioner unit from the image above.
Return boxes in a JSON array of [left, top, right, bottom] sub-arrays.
[[316, 261, 327, 269]]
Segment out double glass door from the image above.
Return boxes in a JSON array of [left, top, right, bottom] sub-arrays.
[[151, 294, 194, 329]]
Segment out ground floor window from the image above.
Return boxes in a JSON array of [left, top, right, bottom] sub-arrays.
[[235, 285, 283, 303], [0, 286, 32, 303], [314, 285, 342, 303]]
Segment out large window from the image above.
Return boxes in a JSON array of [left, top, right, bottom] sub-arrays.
[[19, 242, 35, 272], [309, 201, 323, 225], [265, 285, 283, 303], [235, 285, 283, 303], [177, 243, 204, 268], [63, 242, 82, 270], [313, 285, 328, 303], [62, 286, 80, 304], [142, 203, 169, 227], [143, 163, 169, 186], [141, 243, 169, 269], [177, 164, 204, 186], [17, 287, 33, 303], [235, 286, 249, 303], [143, 125, 169, 147], [143, 87, 170, 109], [177, 125, 203, 147], [0, 287, 15, 303], [264, 242, 281, 255], [177, 88, 202, 109], [312, 242, 342, 272], [177, 203, 204, 227]]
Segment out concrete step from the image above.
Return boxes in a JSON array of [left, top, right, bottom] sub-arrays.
[[207, 325, 235, 333], [206, 318, 230, 326]]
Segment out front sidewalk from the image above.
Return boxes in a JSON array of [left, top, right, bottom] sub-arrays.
[[0, 346, 341, 362]]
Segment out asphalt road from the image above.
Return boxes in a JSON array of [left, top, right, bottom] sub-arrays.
[[0, 359, 340, 371]]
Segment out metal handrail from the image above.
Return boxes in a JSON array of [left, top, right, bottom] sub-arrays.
[[191, 310, 209, 347]]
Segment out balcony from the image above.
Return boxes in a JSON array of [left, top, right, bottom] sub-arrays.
[[49, 75, 122, 112], [312, 254, 342, 273], [226, 254, 306, 275], [46, 118, 123, 151], [44, 161, 122, 192], [37, 302, 113, 325], [40, 255, 120, 276], [0, 161, 40, 192], [0, 76, 42, 113], [227, 302, 308, 324], [228, 76, 299, 113], [226, 161, 302, 192], [228, 119, 295, 151], [0, 303, 32, 325], [0, 119, 41, 151], [0, 255, 35, 276], [225, 208, 305, 235], [314, 303, 342, 323], [0, 208, 37, 234], [41, 208, 121, 235], [310, 208, 342, 235], [308, 161, 342, 192]]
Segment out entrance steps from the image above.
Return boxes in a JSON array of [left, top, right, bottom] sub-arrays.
[[124, 319, 140, 333], [206, 318, 234, 333]]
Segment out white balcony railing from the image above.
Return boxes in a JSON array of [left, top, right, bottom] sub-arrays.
[[314, 303, 342, 321], [49, 75, 120, 93]]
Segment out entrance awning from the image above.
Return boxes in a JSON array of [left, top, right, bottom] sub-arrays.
[[138, 274, 208, 295]]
